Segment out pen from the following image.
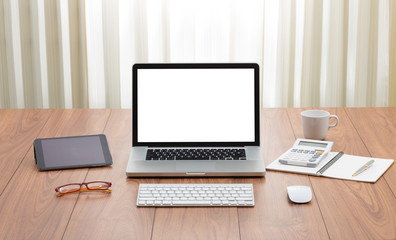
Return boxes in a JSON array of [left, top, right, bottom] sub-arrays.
[[352, 160, 375, 176]]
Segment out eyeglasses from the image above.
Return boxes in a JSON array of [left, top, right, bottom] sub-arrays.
[[55, 181, 112, 197]]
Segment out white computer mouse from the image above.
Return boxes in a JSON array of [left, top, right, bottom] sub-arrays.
[[287, 185, 312, 203]]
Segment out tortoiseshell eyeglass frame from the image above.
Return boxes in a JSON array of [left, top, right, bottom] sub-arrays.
[[55, 181, 112, 197]]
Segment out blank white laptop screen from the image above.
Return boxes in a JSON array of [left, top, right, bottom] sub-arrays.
[[137, 68, 255, 143]]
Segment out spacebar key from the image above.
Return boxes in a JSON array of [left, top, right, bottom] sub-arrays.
[[172, 200, 212, 206]]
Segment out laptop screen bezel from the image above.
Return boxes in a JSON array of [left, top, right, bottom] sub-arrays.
[[132, 63, 260, 147]]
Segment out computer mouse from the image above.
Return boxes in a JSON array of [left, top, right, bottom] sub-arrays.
[[287, 185, 312, 203]]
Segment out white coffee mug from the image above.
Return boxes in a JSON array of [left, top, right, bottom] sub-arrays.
[[301, 110, 338, 140]]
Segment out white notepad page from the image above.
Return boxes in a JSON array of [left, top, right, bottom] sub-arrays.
[[322, 154, 393, 182], [267, 152, 394, 183]]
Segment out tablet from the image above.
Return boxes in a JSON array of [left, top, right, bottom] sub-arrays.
[[34, 134, 112, 171]]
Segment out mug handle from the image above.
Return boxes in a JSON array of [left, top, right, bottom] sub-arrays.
[[329, 115, 338, 127]]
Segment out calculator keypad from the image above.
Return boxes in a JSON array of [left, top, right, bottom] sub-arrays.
[[284, 149, 324, 163]]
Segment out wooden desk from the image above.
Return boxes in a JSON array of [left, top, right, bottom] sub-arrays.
[[0, 108, 395, 240]]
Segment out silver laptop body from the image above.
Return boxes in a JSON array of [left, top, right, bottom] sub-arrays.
[[126, 63, 265, 177]]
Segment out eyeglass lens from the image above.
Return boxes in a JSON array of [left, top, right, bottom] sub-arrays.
[[59, 184, 81, 194], [86, 182, 110, 190]]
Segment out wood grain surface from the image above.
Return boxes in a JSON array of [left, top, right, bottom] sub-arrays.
[[62, 110, 158, 240], [0, 108, 395, 240], [287, 108, 396, 240], [0, 109, 51, 194], [345, 108, 396, 195], [0, 109, 110, 240], [238, 109, 328, 240]]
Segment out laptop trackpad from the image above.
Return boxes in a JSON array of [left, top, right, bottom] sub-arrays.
[[176, 162, 216, 172]]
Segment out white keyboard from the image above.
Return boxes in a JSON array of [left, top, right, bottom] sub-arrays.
[[137, 184, 254, 207]]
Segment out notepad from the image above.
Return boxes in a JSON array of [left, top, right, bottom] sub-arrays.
[[266, 152, 394, 183]]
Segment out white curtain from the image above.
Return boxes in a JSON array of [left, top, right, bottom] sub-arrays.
[[0, 0, 392, 108]]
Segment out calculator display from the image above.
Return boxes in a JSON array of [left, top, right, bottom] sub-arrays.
[[298, 141, 327, 148]]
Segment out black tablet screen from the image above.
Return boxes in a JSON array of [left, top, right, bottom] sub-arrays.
[[41, 135, 106, 168]]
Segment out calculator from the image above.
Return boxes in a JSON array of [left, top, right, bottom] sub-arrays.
[[278, 139, 333, 167]]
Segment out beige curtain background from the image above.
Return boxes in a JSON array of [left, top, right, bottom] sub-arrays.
[[391, 0, 396, 107], [0, 0, 394, 108]]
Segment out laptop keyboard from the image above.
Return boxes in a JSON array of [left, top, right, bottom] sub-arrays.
[[146, 148, 246, 160]]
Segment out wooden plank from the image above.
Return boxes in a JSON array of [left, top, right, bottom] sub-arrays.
[[0, 109, 111, 240], [152, 177, 240, 240], [0, 109, 51, 194], [345, 108, 396, 195], [238, 109, 329, 240], [62, 110, 157, 240], [287, 108, 396, 240]]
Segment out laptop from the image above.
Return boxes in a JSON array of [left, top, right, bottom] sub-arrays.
[[126, 63, 265, 177]]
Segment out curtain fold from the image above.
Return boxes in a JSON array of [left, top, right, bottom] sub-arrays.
[[0, 0, 391, 108], [390, 0, 396, 107]]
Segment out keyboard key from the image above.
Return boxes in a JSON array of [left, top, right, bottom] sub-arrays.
[[140, 197, 156, 201], [172, 201, 212, 206], [236, 197, 253, 201], [139, 194, 153, 197]]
